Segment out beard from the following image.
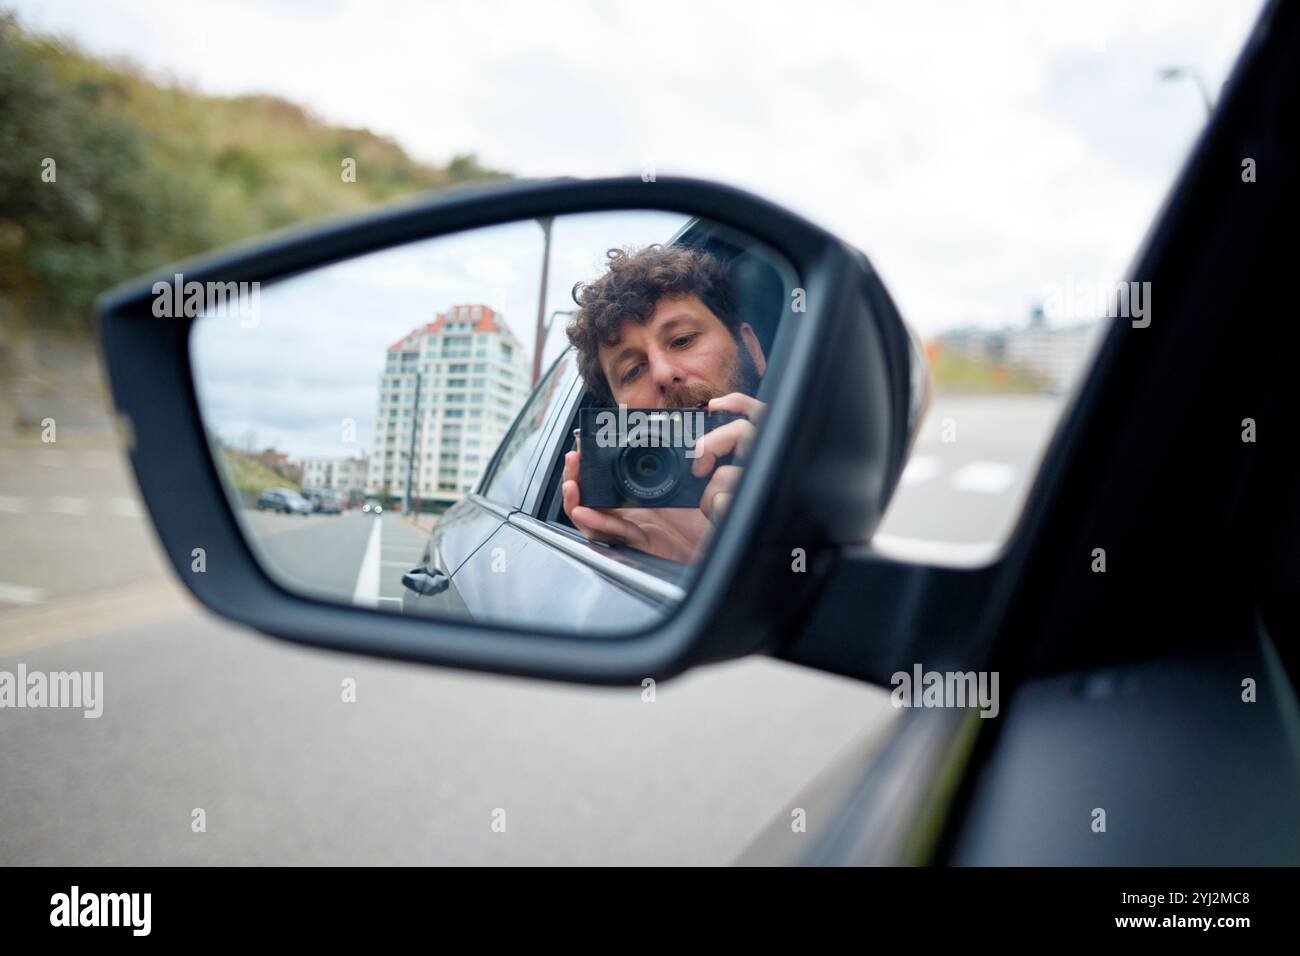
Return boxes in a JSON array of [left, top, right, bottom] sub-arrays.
[[662, 337, 763, 407]]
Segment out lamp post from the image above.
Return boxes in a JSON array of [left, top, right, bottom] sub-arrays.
[[404, 369, 422, 515], [531, 216, 554, 387], [1158, 66, 1214, 117]]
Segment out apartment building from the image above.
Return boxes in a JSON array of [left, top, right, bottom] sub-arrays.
[[367, 304, 530, 511], [301, 455, 370, 497]]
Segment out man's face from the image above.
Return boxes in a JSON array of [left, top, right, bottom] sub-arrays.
[[597, 293, 765, 407]]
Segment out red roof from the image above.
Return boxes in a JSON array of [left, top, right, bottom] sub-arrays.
[[386, 305, 509, 351]]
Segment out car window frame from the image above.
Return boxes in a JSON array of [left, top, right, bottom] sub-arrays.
[[519, 372, 695, 591], [476, 350, 579, 510]]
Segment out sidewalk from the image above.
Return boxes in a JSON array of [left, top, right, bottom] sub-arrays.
[[404, 512, 438, 533]]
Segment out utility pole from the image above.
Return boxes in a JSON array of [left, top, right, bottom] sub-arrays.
[[531, 216, 554, 387], [404, 369, 422, 515], [1158, 66, 1214, 117]]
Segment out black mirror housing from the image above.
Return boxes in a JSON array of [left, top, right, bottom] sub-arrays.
[[97, 176, 918, 683]]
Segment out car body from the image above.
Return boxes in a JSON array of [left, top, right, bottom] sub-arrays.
[[256, 488, 312, 515], [361, 498, 384, 515], [304, 489, 344, 514]]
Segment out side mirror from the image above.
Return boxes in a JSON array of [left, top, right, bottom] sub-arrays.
[[97, 177, 923, 682]]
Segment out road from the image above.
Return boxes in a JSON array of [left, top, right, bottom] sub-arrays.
[[0, 393, 1061, 864]]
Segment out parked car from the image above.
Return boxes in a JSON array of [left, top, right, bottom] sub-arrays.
[[255, 488, 312, 515], [302, 489, 344, 514]]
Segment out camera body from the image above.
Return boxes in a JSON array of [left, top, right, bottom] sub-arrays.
[[577, 406, 743, 509]]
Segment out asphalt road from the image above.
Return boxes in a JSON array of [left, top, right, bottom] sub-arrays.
[[242, 508, 431, 611], [0, 392, 1062, 864]]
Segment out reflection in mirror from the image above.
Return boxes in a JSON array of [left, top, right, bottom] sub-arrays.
[[190, 210, 799, 636]]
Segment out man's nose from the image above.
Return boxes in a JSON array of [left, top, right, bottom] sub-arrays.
[[646, 348, 682, 392]]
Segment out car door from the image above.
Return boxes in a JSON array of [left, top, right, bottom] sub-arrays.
[[439, 348, 686, 634], [403, 349, 583, 622]]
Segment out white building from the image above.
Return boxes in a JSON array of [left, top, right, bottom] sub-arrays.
[[367, 304, 530, 511], [1003, 321, 1104, 393], [301, 455, 370, 496]]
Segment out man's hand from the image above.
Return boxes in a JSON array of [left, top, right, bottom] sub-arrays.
[[691, 392, 765, 524], [562, 449, 699, 563], [561, 390, 766, 560]]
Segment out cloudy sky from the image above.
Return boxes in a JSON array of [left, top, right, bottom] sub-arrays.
[[190, 210, 690, 457], [13, 0, 1265, 337]]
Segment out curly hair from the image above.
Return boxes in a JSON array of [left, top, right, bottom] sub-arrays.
[[566, 245, 737, 404]]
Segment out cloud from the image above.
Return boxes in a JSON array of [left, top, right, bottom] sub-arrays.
[[12, 0, 1265, 337]]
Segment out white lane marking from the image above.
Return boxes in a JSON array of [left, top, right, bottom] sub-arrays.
[[352, 517, 383, 609], [950, 461, 1016, 495], [0, 496, 28, 513], [0, 582, 45, 606], [108, 497, 143, 517], [899, 455, 942, 487], [47, 496, 89, 515], [872, 534, 1002, 568]]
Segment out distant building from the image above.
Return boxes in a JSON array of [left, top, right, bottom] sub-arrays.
[[936, 318, 1104, 393], [257, 448, 301, 486], [368, 304, 530, 511], [301, 455, 370, 496], [1003, 321, 1102, 393]]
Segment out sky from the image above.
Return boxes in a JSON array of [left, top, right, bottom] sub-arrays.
[[10, 0, 1267, 338], [190, 210, 692, 458]]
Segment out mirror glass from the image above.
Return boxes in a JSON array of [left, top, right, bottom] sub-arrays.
[[189, 210, 799, 636]]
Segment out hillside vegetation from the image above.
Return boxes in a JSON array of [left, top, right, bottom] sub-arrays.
[[0, 12, 507, 332]]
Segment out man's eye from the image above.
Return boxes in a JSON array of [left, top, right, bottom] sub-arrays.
[[622, 364, 642, 383], [671, 334, 697, 349]]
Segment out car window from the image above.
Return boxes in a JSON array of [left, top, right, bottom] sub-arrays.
[[480, 351, 576, 508]]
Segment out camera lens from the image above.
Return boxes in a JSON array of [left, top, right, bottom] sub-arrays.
[[616, 444, 680, 502]]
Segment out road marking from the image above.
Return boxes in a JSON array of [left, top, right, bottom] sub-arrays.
[[352, 517, 383, 608], [47, 496, 89, 515], [899, 455, 942, 487], [108, 497, 143, 517], [0, 578, 196, 657], [0, 582, 45, 606], [950, 461, 1016, 495], [872, 534, 1003, 568], [0, 495, 27, 513]]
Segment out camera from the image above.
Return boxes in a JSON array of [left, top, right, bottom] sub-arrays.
[[577, 406, 744, 508]]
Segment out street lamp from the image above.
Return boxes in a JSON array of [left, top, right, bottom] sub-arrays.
[[546, 308, 574, 338], [403, 369, 422, 515], [1158, 66, 1214, 117], [531, 216, 554, 387]]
